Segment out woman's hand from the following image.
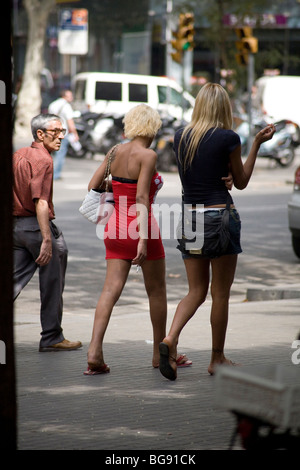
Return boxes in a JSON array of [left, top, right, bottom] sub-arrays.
[[222, 172, 233, 190], [254, 124, 276, 145], [132, 239, 147, 266]]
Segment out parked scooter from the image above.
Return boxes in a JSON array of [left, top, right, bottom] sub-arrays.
[[68, 111, 124, 159], [153, 115, 187, 172], [91, 113, 124, 155], [236, 118, 300, 167]]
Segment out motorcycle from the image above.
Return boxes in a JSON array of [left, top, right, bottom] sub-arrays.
[[68, 111, 125, 159], [153, 115, 187, 172], [236, 118, 300, 167]]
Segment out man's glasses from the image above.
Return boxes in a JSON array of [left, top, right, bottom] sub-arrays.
[[42, 128, 67, 137]]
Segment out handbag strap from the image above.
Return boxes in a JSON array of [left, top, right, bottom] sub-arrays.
[[223, 193, 231, 227], [101, 144, 119, 191]]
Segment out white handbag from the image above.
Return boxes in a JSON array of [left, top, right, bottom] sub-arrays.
[[79, 145, 117, 224], [79, 189, 114, 224]]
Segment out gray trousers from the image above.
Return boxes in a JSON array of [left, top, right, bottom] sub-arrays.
[[13, 216, 68, 348]]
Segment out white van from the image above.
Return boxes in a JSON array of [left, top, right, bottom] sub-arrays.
[[255, 75, 300, 127], [71, 72, 195, 121]]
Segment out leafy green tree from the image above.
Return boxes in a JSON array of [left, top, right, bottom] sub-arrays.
[[172, 0, 295, 92]]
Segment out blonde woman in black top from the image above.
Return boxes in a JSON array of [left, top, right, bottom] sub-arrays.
[[159, 83, 275, 380]]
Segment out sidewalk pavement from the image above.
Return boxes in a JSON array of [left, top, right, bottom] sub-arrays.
[[13, 153, 300, 452], [14, 295, 300, 452]]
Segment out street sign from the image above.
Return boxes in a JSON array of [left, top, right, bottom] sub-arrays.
[[58, 8, 88, 55]]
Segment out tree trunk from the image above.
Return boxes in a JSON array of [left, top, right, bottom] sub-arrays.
[[14, 0, 56, 138]]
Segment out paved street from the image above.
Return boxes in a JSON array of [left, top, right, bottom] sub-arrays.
[[13, 149, 300, 453]]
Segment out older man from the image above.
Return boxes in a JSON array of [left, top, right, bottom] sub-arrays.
[[13, 113, 82, 352]]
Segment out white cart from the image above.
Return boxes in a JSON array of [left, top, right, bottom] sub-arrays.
[[215, 364, 300, 449]]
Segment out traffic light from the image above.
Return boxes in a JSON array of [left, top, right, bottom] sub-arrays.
[[235, 27, 258, 65], [171, 29, 183, 63], [171, 13, 195, 63], [179, 13, 195, 51]]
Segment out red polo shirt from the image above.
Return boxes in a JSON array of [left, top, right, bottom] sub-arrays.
[[12, 142, 55, 219]]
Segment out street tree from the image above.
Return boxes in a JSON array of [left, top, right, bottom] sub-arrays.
[[14, 0, 56, 138]]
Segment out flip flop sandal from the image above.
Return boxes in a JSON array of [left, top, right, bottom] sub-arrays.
[[176, 354, 192, 368], [159, 342, 177, 381]]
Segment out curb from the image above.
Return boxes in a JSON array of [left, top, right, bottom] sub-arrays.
[[246, 284, 300, 301]]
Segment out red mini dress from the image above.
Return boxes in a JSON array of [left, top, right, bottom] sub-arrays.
[[104, 173, 165, 260]]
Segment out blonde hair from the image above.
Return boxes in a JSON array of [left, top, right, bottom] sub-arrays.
[[123, 104, 162, 140], [179, 83, 233, 170]]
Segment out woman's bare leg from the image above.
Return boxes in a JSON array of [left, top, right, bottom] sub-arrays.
[[208, 254, 238, 375], [87, 259, 131, 368], [142, 258, 167, 367], [161, 258, 210, 377]]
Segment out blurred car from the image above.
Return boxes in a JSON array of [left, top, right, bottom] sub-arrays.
[[288, 165, 300, 258]]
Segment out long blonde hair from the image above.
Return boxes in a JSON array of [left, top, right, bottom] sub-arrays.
[[179, 83, 233, 170]]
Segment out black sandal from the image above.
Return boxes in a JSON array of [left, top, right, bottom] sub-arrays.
[[159, 342, 177, 381]]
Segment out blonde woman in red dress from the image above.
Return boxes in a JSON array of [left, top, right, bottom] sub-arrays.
[[84, 104, 191, 375]]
